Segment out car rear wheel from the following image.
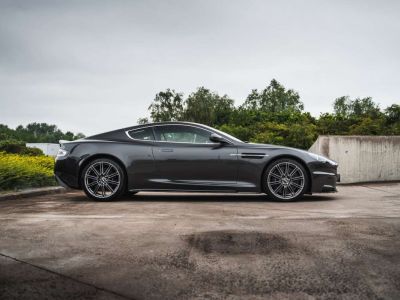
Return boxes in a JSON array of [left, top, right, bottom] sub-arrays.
[[263, 158, 308, 202], [81, 158, 125, 201]]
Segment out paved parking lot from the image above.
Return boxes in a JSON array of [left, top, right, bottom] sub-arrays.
[[1, 183, 400, 299]]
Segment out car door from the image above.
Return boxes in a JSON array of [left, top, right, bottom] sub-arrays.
[[124, 126, 157, 189], [151, 124, 238, 190]]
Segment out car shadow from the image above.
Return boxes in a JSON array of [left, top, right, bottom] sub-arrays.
[[112, 192, 337, 203]]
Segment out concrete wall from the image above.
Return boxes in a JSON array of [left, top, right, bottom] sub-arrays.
[[309, 136, 400, 183], [26, 143, 60, 157]]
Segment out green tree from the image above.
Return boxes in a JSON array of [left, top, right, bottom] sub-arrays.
[[385, 104, 400, 124], [333, 96, 349, 117], [184, 87, 234, 126], [0, 123, 85, 143], [242, 79, 304, 113], [149, 89, 184, 122], [137, 117, 149, 125], [333, 96, 381, 118], [316, 113, 353, 135], [349, 117, 386, 135], [74, 132, 86, 140], [384, 104, 400, 134], [250, 121, 317, 149], [0, 124, 14, 140], [218, 124, 253, 142], [213, 95, 235, 126], [140, 81, 399, 149], [252, 122, 289, 145]]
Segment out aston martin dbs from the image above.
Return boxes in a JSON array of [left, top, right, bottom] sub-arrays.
[[54, 122, 339, 201]]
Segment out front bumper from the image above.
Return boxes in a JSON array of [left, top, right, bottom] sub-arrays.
[[311, 171, 339, 193]]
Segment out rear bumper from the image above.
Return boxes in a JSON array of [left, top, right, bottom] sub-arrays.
[[55, 174, 78, 189], [311, 171, 339, 193], [54, 157, 81, 189]]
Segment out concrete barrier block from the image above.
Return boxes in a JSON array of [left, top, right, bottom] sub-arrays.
[[309, 136, 400, 183]]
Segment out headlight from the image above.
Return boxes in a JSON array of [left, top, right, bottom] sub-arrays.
[[308, 152, 337, 165], [56, 149, 68, 159]]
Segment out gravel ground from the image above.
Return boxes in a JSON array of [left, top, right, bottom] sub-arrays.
[[0, 183, 399, 299]]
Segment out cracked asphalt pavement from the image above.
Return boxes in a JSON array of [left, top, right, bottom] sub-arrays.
[[1, 183, 400, 299]]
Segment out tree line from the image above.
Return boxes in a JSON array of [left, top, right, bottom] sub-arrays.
[[140, 79, 400, 149], [0, 123, 85, 144]]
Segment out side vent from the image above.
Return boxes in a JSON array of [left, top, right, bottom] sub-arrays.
[[240, 153, 267, 159]]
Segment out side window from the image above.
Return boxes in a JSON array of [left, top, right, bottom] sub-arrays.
[[127, 127, 155, 141], [154, 125, 212, 144]]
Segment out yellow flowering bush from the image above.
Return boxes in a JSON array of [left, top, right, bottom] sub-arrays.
[[0, 152, 56, 191]]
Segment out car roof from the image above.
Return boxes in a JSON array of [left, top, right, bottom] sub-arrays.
[[126, 121, 210, 131], [84, 121, 212, 141]]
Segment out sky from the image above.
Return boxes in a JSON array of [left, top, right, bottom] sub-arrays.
[[0, 0, 399, 136]]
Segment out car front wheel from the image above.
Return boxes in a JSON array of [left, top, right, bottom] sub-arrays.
[[263, 158, 308, 202], [81, 158, 125, 201]]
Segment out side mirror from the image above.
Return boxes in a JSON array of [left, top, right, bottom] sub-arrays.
[[209, 133, 228, 144]]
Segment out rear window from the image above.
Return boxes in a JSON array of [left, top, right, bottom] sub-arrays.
[[127, 127, 154, 141]]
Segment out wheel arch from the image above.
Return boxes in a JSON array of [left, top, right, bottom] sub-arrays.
[[261, 155, 312, 193], [78, 154, 128, 189]]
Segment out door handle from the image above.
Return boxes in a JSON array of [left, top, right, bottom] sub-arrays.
[[160, 148, 174, 152]]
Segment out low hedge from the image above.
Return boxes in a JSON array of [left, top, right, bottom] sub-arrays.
[[0, 139, 45, 156], [0, 152, 56, 191]]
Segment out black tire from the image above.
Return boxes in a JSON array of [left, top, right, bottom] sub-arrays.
[[262, 158, 309, 202], [81, 158, 126, 201]]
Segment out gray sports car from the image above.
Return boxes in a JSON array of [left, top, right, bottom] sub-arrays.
[[54, 121, 339, 201]]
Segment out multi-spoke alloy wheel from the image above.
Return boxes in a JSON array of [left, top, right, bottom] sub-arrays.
[[82, 159, 125, 201], [263, 159, 308, 201]]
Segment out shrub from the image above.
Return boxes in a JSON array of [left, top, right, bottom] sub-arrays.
[[0, 139, 25, 154], [0, 139, 44, 156], [22, 147, 45, 156], [0, 152, 55, 191]]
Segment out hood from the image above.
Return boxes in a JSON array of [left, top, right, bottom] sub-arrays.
[[243, 142, 306, 151]]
